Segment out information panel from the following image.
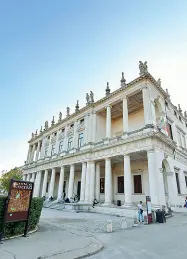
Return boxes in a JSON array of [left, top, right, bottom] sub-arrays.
[[5, 180, 34, 223]]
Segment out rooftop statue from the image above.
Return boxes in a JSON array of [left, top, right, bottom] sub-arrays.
[[139, 61, 148, 76]]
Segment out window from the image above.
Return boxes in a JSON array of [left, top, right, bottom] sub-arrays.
[[168, 123, 173, 140], [174, 111, 177, 117], [179, 116, 182, 122], [61, 128, 65, 133], [80, 119, 84, 124], [133, 175, 142, 193], [48, 136, 50, 140], [100, 178, 105, 193], [59, 141, 63, 153], [45, 147, 48, 157], [117, 176, 124, 193], [68, 137, 73, 150], [54, 132, 57, 136], [51, 144, 56, 156], [175, 173, 181, 194], [185, 176, 187, 188], [78, 133, 84, 148], [185, 123, 187, 128], [70, 124, 74, 128]]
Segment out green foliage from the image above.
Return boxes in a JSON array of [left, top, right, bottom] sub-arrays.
[[0, 168, 23, 192], [0, 197, 43, 237]]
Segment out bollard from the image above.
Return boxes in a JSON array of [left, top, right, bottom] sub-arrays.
[[121, 217, 128, 229], [133, 215, 139, 227], [106, 219, 112, 233]]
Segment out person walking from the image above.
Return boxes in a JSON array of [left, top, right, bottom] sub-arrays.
[[184, 197, 187, 208], [138, 201, 144, 223]]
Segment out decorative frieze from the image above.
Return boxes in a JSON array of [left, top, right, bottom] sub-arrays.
[[77, 122, 85, 132], [58, 132, 65, 140]]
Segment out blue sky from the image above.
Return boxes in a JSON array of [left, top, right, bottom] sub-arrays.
[[1, 0, 187, 171]]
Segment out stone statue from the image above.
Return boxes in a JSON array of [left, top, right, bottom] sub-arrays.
[[86, 93, 90, 105], [90, 91, 94, 103], [75, 100, 79, 113], [66, 107, 70, 117], [31, 132, 34, 138], [157, 78, 161, 87], [40, 126, 43, 134], [139, 61, 148, 76], [184, 111, 187, 118], [35, 130, 38, 136], [166, 89, 171, 101], [44, 121, 49, 130], [51, 116, 55, 126], [106, 82, 110, 96], [178, 104, 182, 113], [58, 111, 62, 122], [120, 72, 126, 88]]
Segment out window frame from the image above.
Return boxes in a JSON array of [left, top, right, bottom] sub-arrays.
[[78, 132, 84, 148], [133, 174, 142, 194], [100, 178, 105, 194], [68, 137, 73, 150], [58, 141, 64, 153], [44, 147, 48, 157], [51, 144, 56, 156], [117, 176, 124, 194], [175, 172, 181, 194]]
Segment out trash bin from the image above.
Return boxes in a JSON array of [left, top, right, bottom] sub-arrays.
[[117, 200, 121, 206], [156, 209, 164, 223]]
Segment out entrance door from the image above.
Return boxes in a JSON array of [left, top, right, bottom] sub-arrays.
[[77, 181, 81, 200]]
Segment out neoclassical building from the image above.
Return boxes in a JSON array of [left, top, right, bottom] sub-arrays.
[[22, 62, 187, 211]]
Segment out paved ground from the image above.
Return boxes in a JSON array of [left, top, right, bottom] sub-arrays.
[[90, 213, 187, 259], [0, 208, 187, 259]]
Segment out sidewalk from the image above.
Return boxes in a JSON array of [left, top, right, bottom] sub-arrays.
[[0, 216, 103, 259]]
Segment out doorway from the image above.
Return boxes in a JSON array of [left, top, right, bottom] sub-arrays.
[[77, 181, 81, 200]]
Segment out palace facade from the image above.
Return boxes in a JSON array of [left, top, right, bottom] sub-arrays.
[[22, 62, 187, 210]]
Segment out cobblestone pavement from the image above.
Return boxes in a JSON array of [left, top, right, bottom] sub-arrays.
[[1, 209, 186, 259], [90, 213, 187, 259]]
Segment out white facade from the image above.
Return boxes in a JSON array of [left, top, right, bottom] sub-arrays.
[[22, 62, 187, 210]]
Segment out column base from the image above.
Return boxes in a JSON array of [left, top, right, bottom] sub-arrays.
[[102, 202, 112, 207], [122, 202, 133, 208]]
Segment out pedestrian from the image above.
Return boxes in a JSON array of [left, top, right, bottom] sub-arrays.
[[138, 201, 144, 223], [184, 197, 187, 208], [162, 205, 166, 223]]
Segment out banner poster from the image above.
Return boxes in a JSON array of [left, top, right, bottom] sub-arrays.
[[157, 116, 169, 136], [5, 180, 34, 223], [146, 196, 152, 224]]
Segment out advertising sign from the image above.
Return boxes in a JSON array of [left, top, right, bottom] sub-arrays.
[[146, 196, 152, 224], [5, 180, 34, 223]]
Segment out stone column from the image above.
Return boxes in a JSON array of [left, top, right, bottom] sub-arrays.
[[80, 162, 87, 202], [84, 114, 89, 144], [33, 171, 42, 197], [26, 146, 32, 163], [89, 162, 95, 204], [35, 142, 41, 161], [55, 131, 60, 155], [104, 158, 112, 205], [30, 173, 35, 182], [123, 97, 128, 136], [23, 174, 26, 181], [48, 168, 56, 199], [30, 145, 35, 162], [142, 86, 153, 126], [63, 126, 68, 151], [95, 163, 100, 201], [124, 155, 132, 206], [57, 166, 65, 200], [42, 169, 48, 197], [88, 113, 93, 143], [147, 150, 159, 207], [106, 105, 112, 138], [84, 162, 90, 203], [68, 164, 75, 198], [73, 121, 78, 149], [92, 112, 97, 143]]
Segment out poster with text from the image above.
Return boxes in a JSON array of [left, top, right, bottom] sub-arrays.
[[5, 180, 34, 222]]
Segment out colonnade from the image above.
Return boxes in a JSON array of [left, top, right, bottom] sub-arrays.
[[23, 149, 160, 207]]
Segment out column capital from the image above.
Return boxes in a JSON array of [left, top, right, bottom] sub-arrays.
[[121, 96, 129, 101], [105, 104, 112, 109]]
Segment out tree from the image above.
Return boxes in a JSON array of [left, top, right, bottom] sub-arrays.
[[0, 168, 22, 192]]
